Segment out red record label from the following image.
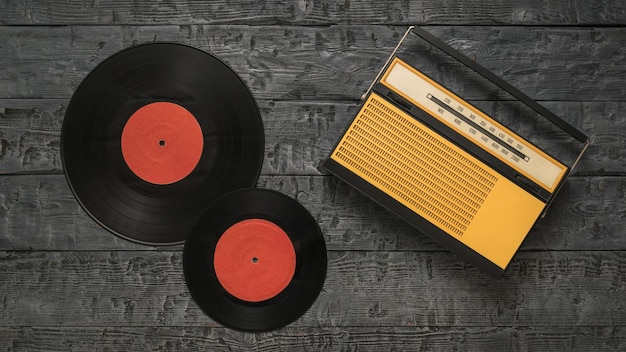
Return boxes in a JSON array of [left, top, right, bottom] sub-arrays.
[[121, 102, 203, 185], [213, 219, 297, 302]]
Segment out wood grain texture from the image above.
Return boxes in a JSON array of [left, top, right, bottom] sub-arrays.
[[1, 0, 625, 26], [1, 0, 625, 349], [0, 99, 619, 175], [0, 26, 624, 101], [1, 250, 625, 327], [0, 175, 623, 252], [1, 326, 625, 352]]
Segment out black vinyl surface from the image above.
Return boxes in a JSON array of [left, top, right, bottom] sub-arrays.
[[183, 188, 327, 332], [61, 43, 264, 245]]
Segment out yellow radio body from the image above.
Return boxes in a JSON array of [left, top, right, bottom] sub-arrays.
[[324, 27, 588, 277]]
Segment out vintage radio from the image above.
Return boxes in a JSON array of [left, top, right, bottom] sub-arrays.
[[323, 27, 589, 277]]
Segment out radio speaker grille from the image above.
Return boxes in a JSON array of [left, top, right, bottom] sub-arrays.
[[332, 94, 498, 237]]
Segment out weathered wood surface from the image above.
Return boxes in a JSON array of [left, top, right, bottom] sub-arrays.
[[0, 99, 622, 175], [0, 175, 623, 252], [1, 0, 625, 350], [2, 326, 624, 352], [1, 250, 625, 327], [2, 0, 625, 26], [0, 26, 624, 101]]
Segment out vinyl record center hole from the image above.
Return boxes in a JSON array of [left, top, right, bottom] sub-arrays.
[[251, 257, 258, 264], [159, 139, 166, 147]]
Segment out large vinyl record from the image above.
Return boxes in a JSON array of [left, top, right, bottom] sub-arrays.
[[61, 43, 264, 245], [183, 188, 327, 331]]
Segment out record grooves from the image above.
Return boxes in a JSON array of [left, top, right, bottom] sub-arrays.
[[61, 43, 264, 245], [183, 188, 327, 332]]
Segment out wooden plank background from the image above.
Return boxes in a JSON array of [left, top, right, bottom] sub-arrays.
[[1, 1, 624, 351]]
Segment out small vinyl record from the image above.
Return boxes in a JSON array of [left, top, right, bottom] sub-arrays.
[[183, 188, 327, 331], [61, 43, 264, 245]]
